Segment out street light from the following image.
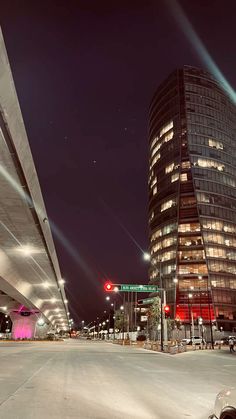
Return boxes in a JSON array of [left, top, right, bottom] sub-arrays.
[[188, 293, 194, 338], [143, 252, 151, 261], [59, 279, 65, 285], [106, 296, 110, 301]]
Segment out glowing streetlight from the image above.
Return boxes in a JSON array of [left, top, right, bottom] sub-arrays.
[[59, 279, 65, 285], [143, 252, 151, 261]]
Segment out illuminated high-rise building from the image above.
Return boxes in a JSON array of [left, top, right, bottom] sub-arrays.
[[148, 66, 236, 332]]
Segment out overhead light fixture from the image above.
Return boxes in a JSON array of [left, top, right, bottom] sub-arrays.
[[37, 318, 45, 326], [59, 279, 65, 285], [50, 297, 56, 304], [43, 281, 49, 288], [16, 245, 39, 257], [55, 308, 60, 313]]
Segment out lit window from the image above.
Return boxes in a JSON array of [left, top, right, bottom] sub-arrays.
[[197, 158, 225, 172], [151, 142, 161, 157], [153, 186, 157, 195], [178, 223, 200, 233], [150, 136, 158, 149], [160, 121, 173, 137], [206, 247, 226, 259], [165, 162, 174, 174], [150, 153, 160, 169], [164, 130, 173, 143], [171, 173, 179, 183], [150, 177, 157, 188], [208, 138, 223, 150], [149, 212, 154, 223], [181, 161, 191, 169], [180, 173, 188, 182], [161, 199, 175, 212]]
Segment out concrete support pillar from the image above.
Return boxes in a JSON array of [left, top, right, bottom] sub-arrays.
[[35, 322, 50, 339], [10, 311, 38, 339]]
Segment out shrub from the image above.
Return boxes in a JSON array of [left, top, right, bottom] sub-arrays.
[[137, 335, 146, 341]]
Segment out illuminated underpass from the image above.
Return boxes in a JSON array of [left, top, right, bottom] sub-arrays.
[[0, 28, 69, 338]]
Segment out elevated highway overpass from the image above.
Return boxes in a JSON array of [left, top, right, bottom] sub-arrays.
[[0, 28, 69, 338]]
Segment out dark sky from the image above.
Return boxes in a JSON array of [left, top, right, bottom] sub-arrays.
[[1, 0, 235, 324]]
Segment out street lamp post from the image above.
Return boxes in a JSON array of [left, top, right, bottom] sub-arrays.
[[120, 305, 125, 341], [188, 293, 194, 338]]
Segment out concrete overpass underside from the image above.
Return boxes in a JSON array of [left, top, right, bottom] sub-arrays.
[[0, 28, 69, 338]]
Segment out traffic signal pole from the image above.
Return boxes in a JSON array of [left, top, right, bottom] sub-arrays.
[[163, 289, 168, 345]]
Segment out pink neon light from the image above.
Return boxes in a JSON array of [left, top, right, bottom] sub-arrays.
[[13, 324, 33, 339]]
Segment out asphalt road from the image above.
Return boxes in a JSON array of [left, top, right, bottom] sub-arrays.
[[0, 340, 235, 419]]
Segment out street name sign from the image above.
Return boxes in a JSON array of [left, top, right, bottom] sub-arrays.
[[138, 297, 156, 305], [120, 284, 159, 292]]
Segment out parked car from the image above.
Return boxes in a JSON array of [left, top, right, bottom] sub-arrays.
[[181, 336, 205, 345], [209, 388, 236, 419], [215, 336, 236, 346]]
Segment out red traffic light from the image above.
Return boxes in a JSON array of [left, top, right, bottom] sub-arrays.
[[104, 282, 113, 292], [164, 305, 170, 318]]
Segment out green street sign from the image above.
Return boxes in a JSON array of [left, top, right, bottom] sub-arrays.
[[120, 284, 159, 293], [141, 298, 155, 305]]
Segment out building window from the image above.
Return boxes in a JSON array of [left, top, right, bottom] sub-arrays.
[[153, 186, 157, 195], [179, 236, 202, 246], [150, 153, 160, 169], [165, 162, 174, 174], [180, 196, 196, 206], [151, 142, 161, 157], [150, 136, 158, 149], [163, 130, 173, 143], [181, 161, 191, 169], [178, 264, 207, 275], [178, 223, 200, 233], [161, 199, 175, 212], [180, 173, 188, 182], [150, 177, 157, 188], [171, 173, 179, 183], [160, 121, 173, 137], [197, 158, 225, 172], [208, 138, 223, 150]]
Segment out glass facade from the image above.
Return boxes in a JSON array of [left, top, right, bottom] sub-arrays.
[[148, 66, 236, 331]]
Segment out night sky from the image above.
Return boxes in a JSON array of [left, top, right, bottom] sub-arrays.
[[1, 0, 235, 324]]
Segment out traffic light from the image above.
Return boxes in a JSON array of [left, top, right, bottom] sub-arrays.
[[104, 282, 113, 292], [104, 282, 120, 292], [164, 305, 170, 318]]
